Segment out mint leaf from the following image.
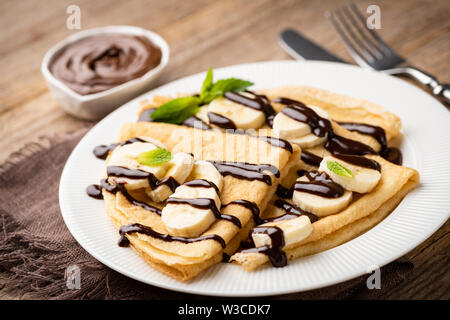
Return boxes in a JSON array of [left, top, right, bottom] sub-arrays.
[[150, 96, 201, 124], [202, 78, 254, 104], [137, 148, 171, 166], [150, 69, 253, 123], [327, 161, 353, 178], [200, 67, 213, 101]]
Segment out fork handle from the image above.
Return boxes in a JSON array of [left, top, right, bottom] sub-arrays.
[[384, 66, 450, 105]]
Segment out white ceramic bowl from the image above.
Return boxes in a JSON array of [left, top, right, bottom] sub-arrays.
[[41, 26, 170, 120]]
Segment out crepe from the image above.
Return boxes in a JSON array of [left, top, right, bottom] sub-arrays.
[[103, 122, 300, 281], [230, 156, 419, 271], [102, 84, 418, 277]]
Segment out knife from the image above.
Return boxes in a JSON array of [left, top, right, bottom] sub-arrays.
[[279, 29, 347, 63]]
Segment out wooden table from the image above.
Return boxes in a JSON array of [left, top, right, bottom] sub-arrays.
[[0, 0, 448, 299]]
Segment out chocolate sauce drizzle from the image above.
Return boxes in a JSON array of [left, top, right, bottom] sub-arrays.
[[107, 166, 180, 192], [257, 136, 293, 153], [272, 199, 318, 223], [338, 122, 402, 165], [223, 91, 276, 127], [118, 223, 226, 248], [207, 112, 237, 130], [301, 150, 323, 167], [184, 179, 220, 195], [86, 184, 103, 199], [222, 199, 261, 225], [93, 137, 147, 160], [333, 153, 381, 172], [210, 161, 280, 186], [167, 197, 241, 228], [118, 185, 162, 215], [241, 226, 287, 268], [294, 171, 345, 198], [276, 184, 293, 199], [86, 178, 119, 199]]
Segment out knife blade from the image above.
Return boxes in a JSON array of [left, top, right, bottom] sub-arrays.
[[279, 29, 347, 63]]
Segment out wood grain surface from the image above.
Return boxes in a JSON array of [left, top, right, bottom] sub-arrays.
[[0, 0, 448, 299]]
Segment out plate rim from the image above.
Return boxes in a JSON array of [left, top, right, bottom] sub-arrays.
[[59, 60, 450, 297]]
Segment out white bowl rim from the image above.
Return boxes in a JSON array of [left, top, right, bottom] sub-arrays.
[[41, 25, 170, 102]]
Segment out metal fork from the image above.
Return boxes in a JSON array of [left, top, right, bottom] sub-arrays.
[[327, 3, 450, 104]]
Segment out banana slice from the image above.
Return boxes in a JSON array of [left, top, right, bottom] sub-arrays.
[[162, 203, 217, 238], [107, 139, 169, 190], [195, 105, 210, 124], [272, 112, 311, 139], [146, 152, 194, 202], [187, 160, 223, 192], [292, 175, 352, 217], [161, 184, 220, 238], [272, 105, 330, 148], [252, 215, 313, 248], [290, 133, 328, 148], [208, 95, 265, 130], [319, 155, 381, 193], [162, 160, 224, 237]]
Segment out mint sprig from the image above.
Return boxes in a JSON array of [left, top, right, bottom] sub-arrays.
[[149, 96, 200, 124], [137, 148, 171, 166], [327, 161, 353, 178], [150, 68, 253, 123]]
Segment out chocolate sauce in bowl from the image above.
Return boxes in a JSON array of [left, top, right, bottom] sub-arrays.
[[118, 223, 226, 248], [50, 34, 162, 95]]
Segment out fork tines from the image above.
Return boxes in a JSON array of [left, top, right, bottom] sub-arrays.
[[326, 3, 404, 68]]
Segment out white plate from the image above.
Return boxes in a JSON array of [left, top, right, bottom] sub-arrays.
[[59, 60, 450, 297]]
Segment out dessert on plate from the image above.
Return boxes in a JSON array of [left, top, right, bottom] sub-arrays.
[[87, 68, 419, 280]]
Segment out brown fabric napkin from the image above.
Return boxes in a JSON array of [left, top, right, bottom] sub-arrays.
[[0, 128, 413, 300]]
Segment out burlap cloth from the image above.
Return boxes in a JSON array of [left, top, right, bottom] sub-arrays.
[[0, 128, 413, 299]]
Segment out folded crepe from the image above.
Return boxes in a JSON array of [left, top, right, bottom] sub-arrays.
[[103, 84, 418, 276], [103, 122, 300, 281], [230, 156, 419, 271]]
